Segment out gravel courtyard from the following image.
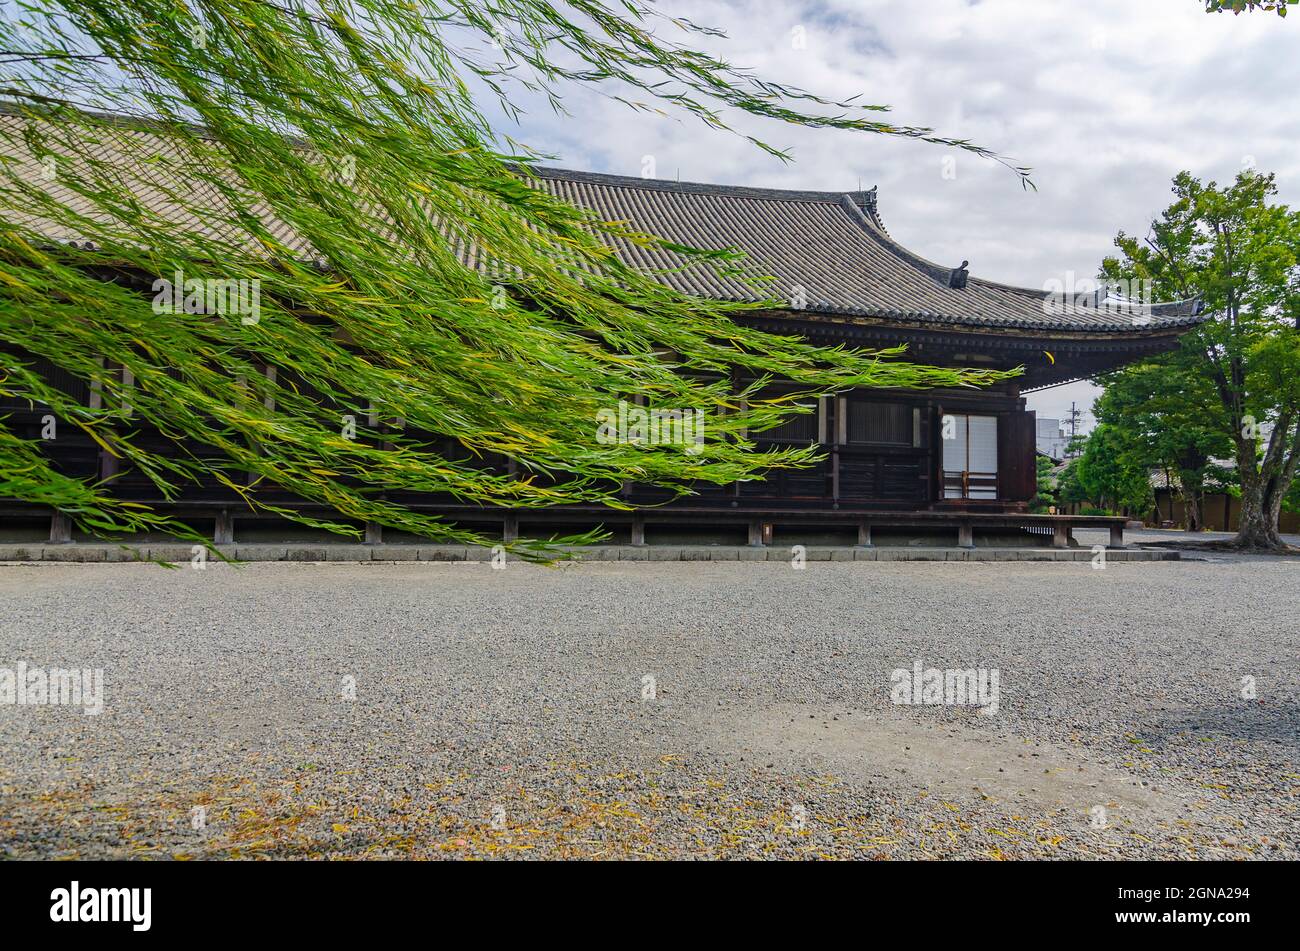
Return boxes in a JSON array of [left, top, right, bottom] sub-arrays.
[[1, 556, 1297, 860]]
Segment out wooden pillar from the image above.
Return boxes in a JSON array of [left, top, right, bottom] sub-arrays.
[[120, 367, 134, 418], [214, 510, 235, 545], [957, 524, 975, 549], [1109, 524, 1124, 548], [364, 521, 383, 545], [49, 511, 72, 544], [630, 515, 646, 547], [1053, 522, 1072, 549], [503, 514, 519, 543], [856, 521, 873, 548], [99, 448, 119, 481], [747, 519, 766, 547]]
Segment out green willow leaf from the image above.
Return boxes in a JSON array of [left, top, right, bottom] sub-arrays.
[[0, 1, 1021, 560]]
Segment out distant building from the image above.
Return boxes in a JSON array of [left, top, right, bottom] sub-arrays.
[[1036, 418, 1071, 461]]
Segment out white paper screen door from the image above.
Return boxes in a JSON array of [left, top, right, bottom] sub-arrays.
[[942, 414, 999, 499]]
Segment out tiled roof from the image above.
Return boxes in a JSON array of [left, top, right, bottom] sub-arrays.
[[529, 167, 1205, 333], [1, 109, 1204, 334]]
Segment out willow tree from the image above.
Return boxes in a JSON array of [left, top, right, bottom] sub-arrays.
[[0, 1, 1021, 556], [1203, 0, 1292, 15]]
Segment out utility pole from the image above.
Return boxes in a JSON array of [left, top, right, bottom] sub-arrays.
[[1064, 401, 1084, 458]]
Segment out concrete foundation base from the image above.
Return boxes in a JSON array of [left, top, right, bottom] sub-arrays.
[[0, 543, 1179, 563]]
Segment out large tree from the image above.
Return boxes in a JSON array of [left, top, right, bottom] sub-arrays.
[[1102, 171, 1300, 550], [0, 1, 1023, 556]]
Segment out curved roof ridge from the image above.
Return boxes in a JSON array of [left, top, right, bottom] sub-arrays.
[[837, 195, 955, 288], [527, 164, 875, 206], [855, 186, 890, 235], [835, 192, 1204, 319]]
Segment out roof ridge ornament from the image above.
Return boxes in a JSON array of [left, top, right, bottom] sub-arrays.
[[860, 186, 885, 231], [948, 260, 970, 290]]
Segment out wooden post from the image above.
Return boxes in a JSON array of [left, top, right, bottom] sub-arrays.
[[957, 524, 975, 549], [99, 449, 119, 481], [630, 515, 646, 547], [747, 519, 765, 547], [503, 515, 519, 543], [214, 510, 235, 545], [1109, 524, 1124, 548], [364, 521, 383, 545], [49, 511, 72, 544], [1053, 522, 1072, 549], [856, 521, 873, 548]]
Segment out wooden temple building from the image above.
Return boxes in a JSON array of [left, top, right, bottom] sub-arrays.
[[518, 170, 1206, 547], [1, 120, 1207, 549]]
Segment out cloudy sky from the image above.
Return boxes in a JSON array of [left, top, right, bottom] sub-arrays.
[[490, 0, 1298, 429]]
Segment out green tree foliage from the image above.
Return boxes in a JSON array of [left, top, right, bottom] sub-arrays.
[[1056, 457, 1085, 508], [0, 1, 1022, 556], [1029, 455, 1057, 514], [1102, 171, 1300, 549], [1090, 354, 1233, 530], [1064, 424, 1153, 516]]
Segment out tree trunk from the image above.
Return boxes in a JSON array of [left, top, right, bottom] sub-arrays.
[[1232, 417, 1298, 551], [1183, 490, 1203, 532], [1175, 460, 1206, 532], [1235, 484, 1282, 548], [1234, 465, 1287, 549]]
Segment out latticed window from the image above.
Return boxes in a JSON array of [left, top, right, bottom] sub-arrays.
[[761, 404, 819, 444], [845, 399, 913, 446]]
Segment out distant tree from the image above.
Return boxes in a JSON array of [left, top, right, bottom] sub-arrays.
[[1057, 458, 1084, 508], [1029, 455, 1057, 514], [1090, 354, 1233, 530], [1068, 424, 1154, 516], [1102, 171, 1300, 550]]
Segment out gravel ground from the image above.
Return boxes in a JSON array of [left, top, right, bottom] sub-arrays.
[[1, 557, 1296, 860], [1077, 526, 1300, 560]]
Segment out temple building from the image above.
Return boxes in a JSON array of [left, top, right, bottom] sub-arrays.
[[471, 170, 1204, 546], [0, 114, 1207, 549]]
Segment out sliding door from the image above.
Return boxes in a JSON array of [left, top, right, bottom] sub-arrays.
[[941, 413, 999, 500]]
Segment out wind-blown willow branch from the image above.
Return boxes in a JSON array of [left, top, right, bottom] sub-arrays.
[[0, 1, 1021, 558]]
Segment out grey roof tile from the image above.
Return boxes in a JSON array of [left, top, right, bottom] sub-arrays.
[[527, 167, 1205, 333]]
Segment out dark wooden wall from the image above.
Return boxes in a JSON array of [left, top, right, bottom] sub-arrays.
[[2, 347, 1039, 519]]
